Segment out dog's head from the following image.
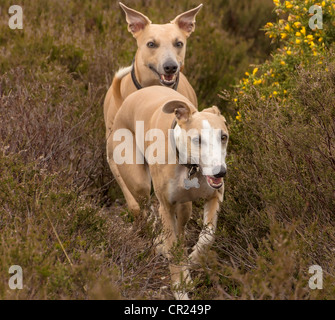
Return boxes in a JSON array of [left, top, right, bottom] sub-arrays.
[[163, 101, 228, 190], [119, 2, 202, 87]]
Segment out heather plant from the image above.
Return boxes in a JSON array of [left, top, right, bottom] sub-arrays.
[[211, 57, 335, 299], [209, 0, 335, 299], [1, 0, 334, 300], [0, 0, 276, 299]]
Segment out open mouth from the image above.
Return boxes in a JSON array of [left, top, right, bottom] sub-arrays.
[[149, 65, 178, 87], [159, 73, 178, 86], [206, 176, 224, 189]]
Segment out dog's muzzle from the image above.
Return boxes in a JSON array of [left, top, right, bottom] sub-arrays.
[[149, 64, 179, 88]]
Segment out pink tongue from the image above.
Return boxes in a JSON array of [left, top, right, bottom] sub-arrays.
[[207, 176, 222, 184], [164, 75, 173, 81]]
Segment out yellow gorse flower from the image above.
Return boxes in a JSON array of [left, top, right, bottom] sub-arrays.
[[236, 111, 242, 121], [237, 0, 334, 104], [285, 1, 293, 9]]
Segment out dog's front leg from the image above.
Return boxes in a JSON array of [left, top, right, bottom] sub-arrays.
[[155, 203, 191, 300], [189, 196, 220, 264]]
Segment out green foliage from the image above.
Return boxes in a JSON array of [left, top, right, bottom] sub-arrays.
[[234, 0, 335, 105]]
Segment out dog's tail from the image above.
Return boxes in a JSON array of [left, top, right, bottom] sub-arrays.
[[104, 65, 132, 127], [112, 66, 132, 108]]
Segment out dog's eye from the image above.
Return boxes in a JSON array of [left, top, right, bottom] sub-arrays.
[[192, 136, 201, 144], [221, 134, 228, 142], [147, 41, 156, 48], [175, 41, 184, 48]]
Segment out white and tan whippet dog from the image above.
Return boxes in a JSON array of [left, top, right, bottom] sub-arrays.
[[109, 86, 228, 299]]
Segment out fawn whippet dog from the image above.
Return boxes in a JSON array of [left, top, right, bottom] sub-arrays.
[[104, 2, 202, 138], [109, 86, 228, 299]]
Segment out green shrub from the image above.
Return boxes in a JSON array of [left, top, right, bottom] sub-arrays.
[[234, 0, 335, 105]]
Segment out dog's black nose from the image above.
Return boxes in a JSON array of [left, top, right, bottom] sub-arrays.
[[213, 166, 227, 178], [163, 61, 178, 74]]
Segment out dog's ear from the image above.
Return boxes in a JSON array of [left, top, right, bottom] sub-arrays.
[[203, 106, 227, 124], [171, 4, 203, 37], [203, 105, 221, 116], [162, 100, 196, 122], [119, 2, 151, 37]]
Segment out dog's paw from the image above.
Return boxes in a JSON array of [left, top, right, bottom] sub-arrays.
[[154, 238, 169, 258], [172, 290, 190, 300], [189, 249, 201, 266], [171, 271, 193, 300], [155, 243, 165, 256]]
